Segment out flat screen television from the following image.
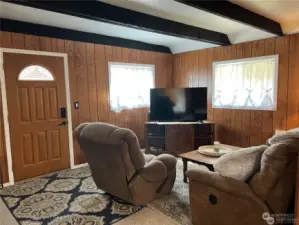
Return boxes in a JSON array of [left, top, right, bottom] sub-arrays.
[[149, 87, 207, 122]]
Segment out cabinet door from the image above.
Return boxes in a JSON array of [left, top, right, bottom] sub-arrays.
[[147, 137, 165, 149], [146, 124, 165, 137], [194, 124, 214, 137], [165, 125, 194, 155]]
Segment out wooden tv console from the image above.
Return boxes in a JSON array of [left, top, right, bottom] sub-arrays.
[[145, 121, 214, 156]]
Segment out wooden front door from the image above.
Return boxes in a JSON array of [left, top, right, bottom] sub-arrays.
[[3, 53, 70, 181]]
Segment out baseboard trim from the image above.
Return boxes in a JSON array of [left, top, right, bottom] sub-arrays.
[[2, 182, 13, 187], [0, 164, 88, 188], [72, 163, 88, 169]]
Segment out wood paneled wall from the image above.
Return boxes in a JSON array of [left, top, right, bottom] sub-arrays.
[[1, 30, 298, 183], [0, 31, 172, 182], [173, 34, 299, 147]]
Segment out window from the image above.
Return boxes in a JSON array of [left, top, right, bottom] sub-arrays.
[[212, 55, 278, 110], [109, 62, 155, 112], [19, 65, 54, 81]]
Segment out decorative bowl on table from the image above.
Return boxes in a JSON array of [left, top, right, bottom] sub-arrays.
[[198, 145, 232, 157]]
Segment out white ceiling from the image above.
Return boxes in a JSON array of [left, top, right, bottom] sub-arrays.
[[0, 1, 218, 53], [101, 0, 249, 34], [100, 0, 277, 42], [1, 0, 294, 53], [231, 0, 299, 34]]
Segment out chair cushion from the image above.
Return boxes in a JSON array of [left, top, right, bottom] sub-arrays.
[[288, 127, 299, 133], [249, 142, 297, 199], [144, 154, 155, 163], [80, 123, 145, 170], [268, 128, 299, 145], [80, 122, 120, 143], [214, 145, 268, 182]]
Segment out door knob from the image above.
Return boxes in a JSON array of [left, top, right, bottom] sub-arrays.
[[58, 120, 68, 126]]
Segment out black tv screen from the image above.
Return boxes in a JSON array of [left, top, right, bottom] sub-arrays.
[[149, 87, 207, 122]]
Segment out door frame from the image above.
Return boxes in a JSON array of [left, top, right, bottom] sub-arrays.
[[0, 48, 75, 186]]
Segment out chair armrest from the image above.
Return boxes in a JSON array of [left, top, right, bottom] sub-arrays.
[[187, 168, 263, 201], [139, 160, 167, 182], [74, 123, 90, 140], [144, 153, 155, 163], [187, 168, 270, 225], [154, 154, 177, 172]]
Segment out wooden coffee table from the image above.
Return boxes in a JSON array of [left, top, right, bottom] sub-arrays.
[[179, 144, 241, 183]]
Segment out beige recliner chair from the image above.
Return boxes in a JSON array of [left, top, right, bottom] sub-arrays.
[[75, 122, 177, 205], [187, 128, 299, 225]]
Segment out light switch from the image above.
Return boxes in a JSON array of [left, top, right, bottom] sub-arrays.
[[74, 102, 79, 109]]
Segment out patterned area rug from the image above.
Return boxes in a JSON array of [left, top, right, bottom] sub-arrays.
[[0, 167, 142, 225], [148, 160, 199, 225]]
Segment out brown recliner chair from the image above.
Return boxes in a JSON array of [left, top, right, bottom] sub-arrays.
[[75, 122, 177, 205], [187, 128, 299, 225]]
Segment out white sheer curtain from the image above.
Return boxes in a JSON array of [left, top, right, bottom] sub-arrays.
[[109, 63, 154, 112], [213, 56, 278, 110]]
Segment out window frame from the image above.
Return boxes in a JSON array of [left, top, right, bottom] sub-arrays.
[[212, 55, 279, 111], [108, 62, 155, 111], [18, 64, 55, 81]]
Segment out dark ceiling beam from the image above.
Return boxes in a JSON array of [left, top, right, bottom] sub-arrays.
[[176, 0, 283, 36], [1, 18, 172, 53], [8, 0, 231, 46]]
